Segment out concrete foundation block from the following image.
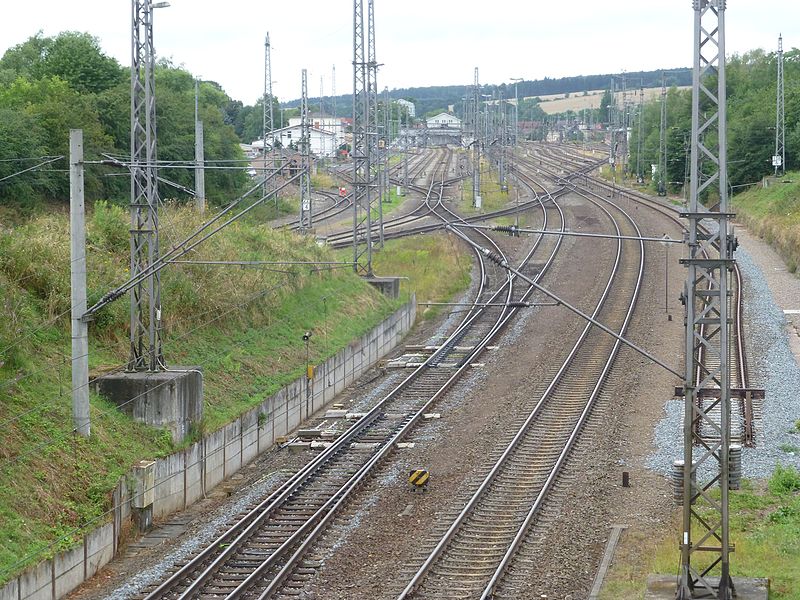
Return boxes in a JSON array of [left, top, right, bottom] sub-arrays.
[[93, 367, 203, 443], [366, 276, 401, 298], [646, 575, 768, 599], [132, 460, 155, 509]]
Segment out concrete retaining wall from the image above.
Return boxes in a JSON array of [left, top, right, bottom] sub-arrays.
[[0, 297, 415, 599]]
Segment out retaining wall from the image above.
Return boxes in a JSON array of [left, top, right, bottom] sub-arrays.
[[0, 297, 416, 600]]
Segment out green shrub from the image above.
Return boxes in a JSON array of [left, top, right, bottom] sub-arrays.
[[88, 201, 128, 254], [768, 464, 800, 495]]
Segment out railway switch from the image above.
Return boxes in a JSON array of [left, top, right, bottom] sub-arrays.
[[408, 469, 430, 492]]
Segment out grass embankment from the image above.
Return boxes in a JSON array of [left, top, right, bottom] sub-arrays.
[[371, 232, 472, 321], [0, 200, 469, 582], [733, 173, 800, 273], [600, 466, 800, 599]]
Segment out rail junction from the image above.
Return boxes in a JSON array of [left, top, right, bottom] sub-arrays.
[[108, 138, 758, 600]]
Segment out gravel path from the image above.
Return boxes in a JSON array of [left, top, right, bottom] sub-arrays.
[[647, 222, 800, 479]]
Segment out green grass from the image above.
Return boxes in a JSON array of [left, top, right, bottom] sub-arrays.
[[461, 160, 515, 214], [370, 186, 405, 221], [600, 466, 800, 599], [0, 202, 401, 582], [371, 233, 472, 320], [733, 172, 800, 274]]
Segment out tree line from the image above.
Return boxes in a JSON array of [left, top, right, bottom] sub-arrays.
[[0, 32, 249, 209], [628, 48, 800, 194]]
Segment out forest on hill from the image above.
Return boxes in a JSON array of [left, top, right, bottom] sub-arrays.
[[282, 68, 693, 119]]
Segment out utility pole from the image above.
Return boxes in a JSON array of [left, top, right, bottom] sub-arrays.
[[774, 33, 785, 177], [194, 77, 205, 213], [129, 0, 167, 372], [472, 67, 481, 209], [263, 33, 275, 202], [299, 69, 312, 231], [636, 86, 644, 183], [352, 0, 375, 275], [498, 91, 506, 188], [332, 65, 337, 119], [658, 72, 668, 196], [403, 108, 409, 194], [70, 129, 90, 437], [678, 2, 734, 598]]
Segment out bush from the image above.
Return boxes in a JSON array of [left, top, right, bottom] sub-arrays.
[[768, 464, 800, 495], [88, 201, 128, 254]]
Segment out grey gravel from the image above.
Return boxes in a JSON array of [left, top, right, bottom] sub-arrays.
[[648, 244, 800, 481], [103, 469, 290, 599]]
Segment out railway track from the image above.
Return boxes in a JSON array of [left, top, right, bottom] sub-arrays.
[[136, 146, 564, 600], [532, 142, 757, 447], [396, 156, 648, 599]]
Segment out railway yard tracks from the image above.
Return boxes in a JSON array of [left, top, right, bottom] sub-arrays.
[[126, 140, 752, 600]]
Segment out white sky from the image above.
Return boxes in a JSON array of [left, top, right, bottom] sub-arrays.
[[0, 1, 797, 105]]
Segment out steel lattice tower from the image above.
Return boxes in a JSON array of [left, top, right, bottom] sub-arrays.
[[129, 0, 164, 372], [299, 69, 312, 230], [658, 73, 668, 195], [263, 33, 275, 199], [679, 2, 734, 598], [775, 34, 785, 177], [352, 0, 375, 275]]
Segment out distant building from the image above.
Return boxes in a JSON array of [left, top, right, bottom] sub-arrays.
[[288, 115, 345, 148], [397, 98, 416, 118], [426, 112, 461, 129], [252, 124, 338, 158]]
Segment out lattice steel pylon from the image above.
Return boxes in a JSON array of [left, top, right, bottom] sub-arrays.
[[352, 0, 375, 275], [129, 0, 164, 372], [678, 1, 734, 598], [263, 33, 275, 200], [299, 69, 312, 230], [774, 34, 785, 177]]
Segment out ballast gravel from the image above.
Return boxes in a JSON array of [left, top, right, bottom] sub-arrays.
[[647, 233, 800, 480]]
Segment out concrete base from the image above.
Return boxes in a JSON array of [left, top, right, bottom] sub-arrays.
[[132, 505, 153, 534], [366, 276, 401, 298], [646, 575, 769, 599], [94, 367, 203, 443]]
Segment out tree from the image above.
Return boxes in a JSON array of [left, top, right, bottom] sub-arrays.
[[1, 32, 123, 94]]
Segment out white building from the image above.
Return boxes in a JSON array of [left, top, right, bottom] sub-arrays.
[[397, 98, 416, 118], [288, 115, 346, 148], [252, 124, 339, 158], [426, 112, 462, 129]]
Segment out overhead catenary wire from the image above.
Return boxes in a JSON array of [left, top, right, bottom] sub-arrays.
[[84, 171, 304, 317], [0, 156, 64, 184]]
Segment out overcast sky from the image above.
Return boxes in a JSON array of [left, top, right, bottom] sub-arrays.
[[0, 1, 797, 105]]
